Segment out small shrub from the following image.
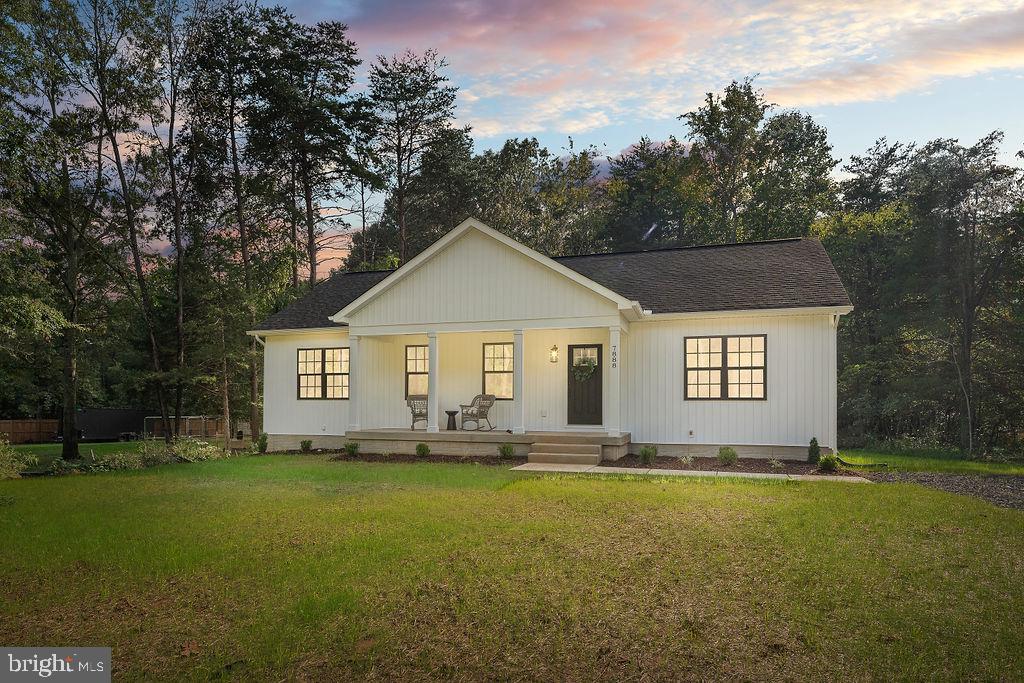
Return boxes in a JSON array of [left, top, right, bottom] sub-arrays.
[[0, 438, 36, 479], [48, 457, 77, 475], [92, 449, 146, 471], [639, 445, 658, 466], [343, 441, 360, 457], [172, 437, 227, 462], [415, 442, 430, 457], [768, 458, 785, 472], [818, 452, 839, 473], [807, 437, 821, 464], [677, 454, 694, 467], [256, 432, 268, 454], [717, 446, 738, 467], [134, 440, 177, 467], [299, 439, 313, 453], [498, 442, 516, 458]]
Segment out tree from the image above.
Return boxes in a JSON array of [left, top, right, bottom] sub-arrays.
[[369, 49, 457, 264], [902, 133, 1023, 454], [745, 111, 837, 240], [601, 136, 711, 250], [149, 0, 207, 435], [681, 78, 767, 242], [0, 0, 125, 457], [681, 78, 836, 242], [248, 10, 375, 285]]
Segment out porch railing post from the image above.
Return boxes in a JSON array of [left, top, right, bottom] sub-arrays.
[[348, 334, 360, 432], [427, 332, 439, 433], [608, 325, 621, 437], [512, 329, 525, 434]]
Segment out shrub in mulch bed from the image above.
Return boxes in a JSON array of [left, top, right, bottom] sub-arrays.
[[329, 452, 527, 466], [609, 454, 854, 476]]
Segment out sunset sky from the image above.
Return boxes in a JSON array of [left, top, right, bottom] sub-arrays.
[[285, 0, 1024, 166]]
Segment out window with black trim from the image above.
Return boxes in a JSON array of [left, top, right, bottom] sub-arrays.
[[483, 342, 514, 399], [297, 348, 349, 399], [405, 345, 429, 397], [685, 335, 765, 399]]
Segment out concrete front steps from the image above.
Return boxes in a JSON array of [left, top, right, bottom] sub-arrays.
[[528, 441, 602, 465]]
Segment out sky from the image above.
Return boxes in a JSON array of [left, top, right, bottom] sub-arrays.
[[281, 0, 1024, 167]]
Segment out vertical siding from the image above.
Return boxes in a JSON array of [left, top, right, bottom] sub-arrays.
[[624, 314, 838, 449], [348, 230, 616, 327], [264, 313, 839, 448], [263, 331, 349, 435]]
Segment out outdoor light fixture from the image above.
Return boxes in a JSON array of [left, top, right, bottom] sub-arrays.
[[549, 345, 558, 363]]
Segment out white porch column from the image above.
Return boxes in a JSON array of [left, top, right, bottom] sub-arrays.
[[512, 329, 525, 434], [607, 325, 621, 437], [427, 332, 439, 433], [347, 334, 360, 432]]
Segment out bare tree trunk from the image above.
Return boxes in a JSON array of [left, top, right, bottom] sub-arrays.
[[226, 80, 260, 441], [107, 126, 173, 441], [301, 159, 317, 284], [61, 306, 79, 460], [290, 164, 299, 288], [166, 49, 185, 438], [221, 320, 231, 452]]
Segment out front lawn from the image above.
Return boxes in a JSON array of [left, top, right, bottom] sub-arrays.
[[1, 456, 1022, 680], [841, 448, 1024, 475]]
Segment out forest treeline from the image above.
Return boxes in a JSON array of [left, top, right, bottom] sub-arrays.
[[1, 0, 1021, 458]]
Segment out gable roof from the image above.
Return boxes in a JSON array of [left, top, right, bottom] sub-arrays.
[[252, 234, 851, 331], [329, 218, 637, 323]]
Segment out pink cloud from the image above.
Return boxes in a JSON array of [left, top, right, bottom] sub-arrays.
[[769, 6, 1024, 106]]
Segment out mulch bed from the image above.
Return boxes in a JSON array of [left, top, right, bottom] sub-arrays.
[[609, 454, 855, 476], [866, 471, 1024, 510], [328, 452, 527, 467]]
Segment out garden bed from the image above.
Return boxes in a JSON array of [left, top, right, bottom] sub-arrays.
[[328, 452, 527, 466], [608, 454, 854, 476]]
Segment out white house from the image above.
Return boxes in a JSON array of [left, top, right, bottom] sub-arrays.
[[250, 218, 852, 464]]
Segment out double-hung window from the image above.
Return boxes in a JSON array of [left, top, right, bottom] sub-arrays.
[[685, 335, 766, 399], [482, 343, 514, 399], [297, 348, 349, 399], [405, 345, 429, 397]]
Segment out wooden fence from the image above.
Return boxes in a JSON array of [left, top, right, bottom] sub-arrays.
[[0, 419, 59, 444]]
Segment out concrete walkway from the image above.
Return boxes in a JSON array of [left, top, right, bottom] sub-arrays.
[[510, 462, 871, 483]]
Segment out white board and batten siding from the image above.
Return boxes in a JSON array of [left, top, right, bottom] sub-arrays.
[[345, 228, 619, 331], [258, 222, 842, 454], [262, 330, 349, 439], [624, 313, 837, 451]]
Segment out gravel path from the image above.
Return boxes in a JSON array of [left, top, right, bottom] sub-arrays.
[[867, 471, 1024, 510]]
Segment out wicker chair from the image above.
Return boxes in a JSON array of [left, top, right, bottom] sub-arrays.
[[460, 394, 497, 431], [407, 395, 428, 430]]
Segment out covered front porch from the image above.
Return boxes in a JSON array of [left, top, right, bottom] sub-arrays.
[[346, 325, 627, 438]]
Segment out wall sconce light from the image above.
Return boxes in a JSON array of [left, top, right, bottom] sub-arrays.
[[549, 345, 558, 363]]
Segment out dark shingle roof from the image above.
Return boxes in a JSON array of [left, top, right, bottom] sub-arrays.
[[253, 270, 391, 331], [254, 238, 850, 330], [554, 238, 851, 314]]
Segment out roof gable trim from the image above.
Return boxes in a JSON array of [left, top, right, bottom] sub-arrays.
[[329, 218, 639, 323]]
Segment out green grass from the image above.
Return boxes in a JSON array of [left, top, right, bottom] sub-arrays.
[[841, 448, 1024, 475], [1, 456, 1022, 680], [12, 440, 142, 472]]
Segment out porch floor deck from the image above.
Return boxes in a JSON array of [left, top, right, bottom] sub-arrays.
[[344, 428, 631, 459], [345, 428, 630, 446]]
